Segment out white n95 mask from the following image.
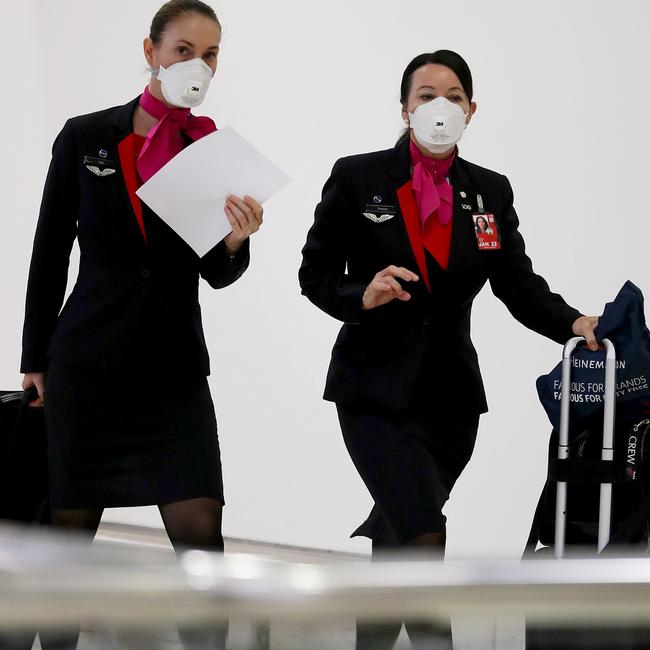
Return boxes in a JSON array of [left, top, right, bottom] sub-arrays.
[[408, 97, 469, 154], [154, 58, 214, 108]]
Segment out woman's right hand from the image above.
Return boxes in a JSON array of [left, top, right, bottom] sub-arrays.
[[22, 372, 45, 407], [362, 266, 419, 311]]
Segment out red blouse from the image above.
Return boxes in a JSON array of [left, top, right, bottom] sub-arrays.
[[422, 204, 453, 271], [117, 133, 147, 241], [396, 178, 454, 293], [396, 156, 455, 291]]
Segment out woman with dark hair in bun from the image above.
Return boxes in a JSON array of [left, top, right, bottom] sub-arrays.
[[20, 2, 261, 646], [300, 50, 598, 649]]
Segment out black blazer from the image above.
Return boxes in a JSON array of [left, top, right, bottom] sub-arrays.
[[21, 96, 249, 378], [299, 138, 581, 413]]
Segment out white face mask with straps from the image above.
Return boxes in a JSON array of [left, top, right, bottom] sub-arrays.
[[152, 58, 214, 108], [408, 97, 469, 154]]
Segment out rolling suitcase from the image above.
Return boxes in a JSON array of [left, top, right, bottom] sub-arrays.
[[526, 337, 650, 648], [526, 337, 650, 556], [555, 336, 617, 557]]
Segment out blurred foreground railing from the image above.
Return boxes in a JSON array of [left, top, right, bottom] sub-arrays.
[[0, 523, 649, 631]]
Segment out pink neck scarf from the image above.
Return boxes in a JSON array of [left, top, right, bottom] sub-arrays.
[[136, 86, 217, 183], [409, 140, 455, 227]]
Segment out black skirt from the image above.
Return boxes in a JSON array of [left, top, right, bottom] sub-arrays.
[[44, 361, 224, 509], [337, 403, 480, 546]]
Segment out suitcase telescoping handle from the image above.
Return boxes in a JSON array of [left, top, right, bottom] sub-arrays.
[[554, 337, 616, 559]]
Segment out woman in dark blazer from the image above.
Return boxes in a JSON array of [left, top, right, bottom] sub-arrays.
[[299, 50, 598, 649], [21, 0, 261, 586]]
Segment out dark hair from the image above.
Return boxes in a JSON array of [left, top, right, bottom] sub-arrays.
[[397, 50, 473, 144], [475, 215, 488, 232], [150, 0, 220, 45]]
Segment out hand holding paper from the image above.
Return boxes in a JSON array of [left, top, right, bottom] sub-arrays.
[[223, 193, 263, 254], [136, 127, 290, 257]]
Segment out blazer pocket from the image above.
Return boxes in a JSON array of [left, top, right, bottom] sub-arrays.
[[325, 322, 428, 410]]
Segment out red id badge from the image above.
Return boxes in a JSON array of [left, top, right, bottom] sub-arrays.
[[472, 213, 501, 250]]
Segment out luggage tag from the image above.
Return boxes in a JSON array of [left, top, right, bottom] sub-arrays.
[[472, 194, 501, 251], [83, 154, 117, 177]]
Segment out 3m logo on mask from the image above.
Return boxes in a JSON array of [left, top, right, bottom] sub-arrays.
[[158, 58, 213, 107], [431, 120, 448, 138], [410, 96, 469, 154], [186, 81, 203, 101]]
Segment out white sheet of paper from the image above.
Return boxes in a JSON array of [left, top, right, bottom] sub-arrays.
[[136, 127, 290, 257]]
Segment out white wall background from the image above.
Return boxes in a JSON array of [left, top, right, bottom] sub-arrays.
[[1, 0, 649, 558]]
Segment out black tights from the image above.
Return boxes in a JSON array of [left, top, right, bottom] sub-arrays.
[[356, 532, 452, 650], [38, 498, 226, 650], [50, 496, 225, 551]]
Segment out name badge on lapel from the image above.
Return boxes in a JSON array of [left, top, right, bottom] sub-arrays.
[[472, 213, 501, 250], [83, 155, 116, 177], [362, 195, 397, 223]]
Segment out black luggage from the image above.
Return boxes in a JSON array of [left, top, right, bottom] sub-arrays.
[[0, 388, 48, 523], [526, 338, 650, 557], [525, 337, 650, 649]]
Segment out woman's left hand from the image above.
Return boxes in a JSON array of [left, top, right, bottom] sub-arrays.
[[572, 315, 599, 351], [224, 194, 263, 255]]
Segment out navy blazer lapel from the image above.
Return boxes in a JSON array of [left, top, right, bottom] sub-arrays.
[[386, 138, 432, 289], [448, 156, 477, 273], [110, 96, 147, 246], [387, 137, 412, 187], [111, 95, 141, 141]]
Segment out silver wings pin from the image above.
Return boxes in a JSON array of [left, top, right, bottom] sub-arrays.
[[363, 212, 395, 223], [86, 165, 116, 177]]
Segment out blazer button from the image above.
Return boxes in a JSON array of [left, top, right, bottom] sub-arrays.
[[141, 268, 151, 278]]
